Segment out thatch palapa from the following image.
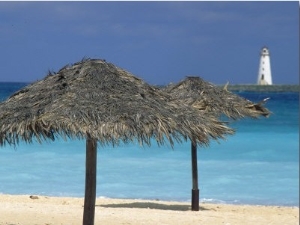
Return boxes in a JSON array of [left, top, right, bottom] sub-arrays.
[[163, 76, 270, 119], [0, 61, 233, 147], [0, 59, 234, 224], [162, 76, 270, 211]]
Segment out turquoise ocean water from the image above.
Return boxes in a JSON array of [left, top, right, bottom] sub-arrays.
[[0, 82, 299, 206]]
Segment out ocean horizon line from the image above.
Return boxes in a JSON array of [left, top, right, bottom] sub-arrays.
[[0, 81, 299, 85], [0, 81, 299, 91]]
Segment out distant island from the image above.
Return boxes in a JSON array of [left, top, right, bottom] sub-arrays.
[[220, 84, 299, 92], [156, 84, 299, 92]]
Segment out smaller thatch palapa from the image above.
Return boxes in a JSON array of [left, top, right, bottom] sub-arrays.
[[162, 76, 270, 211], [163, 76, 270, 120]]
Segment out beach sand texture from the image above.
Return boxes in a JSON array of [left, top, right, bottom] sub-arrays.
[[0, 195, 298, 225]]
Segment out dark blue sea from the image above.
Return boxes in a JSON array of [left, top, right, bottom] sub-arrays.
[[0, 82, 299, 206]]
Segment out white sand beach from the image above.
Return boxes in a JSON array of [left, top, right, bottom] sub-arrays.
[[0, 194, 298, 225]]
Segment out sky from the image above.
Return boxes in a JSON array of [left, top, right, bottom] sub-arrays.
[[0, 1, 299, 85]]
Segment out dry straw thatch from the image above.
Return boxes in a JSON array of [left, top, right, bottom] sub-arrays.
[[163, 76, 270, 120], [0, 59, 234, 147]]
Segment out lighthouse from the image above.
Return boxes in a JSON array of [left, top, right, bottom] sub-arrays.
[[257, 47, 273, 85]]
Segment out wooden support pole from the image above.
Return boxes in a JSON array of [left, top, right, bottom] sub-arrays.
[[191, 141, 200, 211], [83, 135, 97, 225]]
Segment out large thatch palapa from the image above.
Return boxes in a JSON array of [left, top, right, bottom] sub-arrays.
[[0, 63, 234, 147], [0, 59, 234, 225], [162, 76, 270, 211]]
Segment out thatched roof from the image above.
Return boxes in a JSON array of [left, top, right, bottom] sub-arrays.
[[0, 59, 234, 147], [163, 76, 270, 120]]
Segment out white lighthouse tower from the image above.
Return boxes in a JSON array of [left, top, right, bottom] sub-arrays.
[[257, 46, 273, 85]]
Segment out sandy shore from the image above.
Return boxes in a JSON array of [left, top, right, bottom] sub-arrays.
[[0, 194, 298, 225]]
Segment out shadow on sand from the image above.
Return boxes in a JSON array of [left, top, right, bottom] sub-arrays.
[[97, 202, 209, 211]]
